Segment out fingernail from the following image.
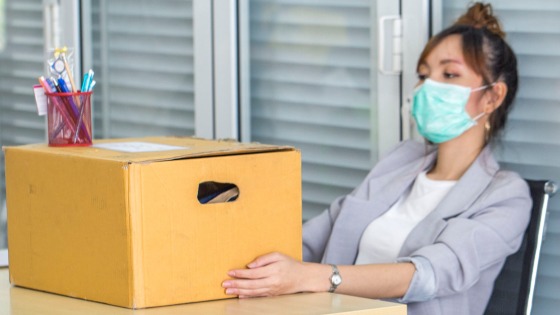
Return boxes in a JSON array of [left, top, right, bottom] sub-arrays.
[[222, 281, 231, 288], [227, 270, 236, 277], [225, 288, 235, 295], [247, 262, 256, 268]]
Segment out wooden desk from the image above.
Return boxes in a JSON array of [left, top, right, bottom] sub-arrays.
[[0, 268, 406, 314]]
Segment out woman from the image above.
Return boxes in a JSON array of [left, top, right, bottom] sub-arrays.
[[222, 3, 531, 314]]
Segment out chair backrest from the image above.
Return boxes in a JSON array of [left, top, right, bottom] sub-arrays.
[[484, 180, 557, 315]]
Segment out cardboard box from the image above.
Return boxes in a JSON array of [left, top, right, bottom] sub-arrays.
[[4, 137, 302, 309]]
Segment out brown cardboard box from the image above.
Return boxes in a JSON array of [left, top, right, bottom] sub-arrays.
[[4, 137, 302, 309]]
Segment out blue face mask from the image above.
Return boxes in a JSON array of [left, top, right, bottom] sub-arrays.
[[412, 79, 489, 143]]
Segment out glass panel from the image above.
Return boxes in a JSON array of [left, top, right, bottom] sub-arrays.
[[440, 1, 560, 313], [0, 0, 44, 250], [243, 0, 379, 221], [89, 0, 196, 138]]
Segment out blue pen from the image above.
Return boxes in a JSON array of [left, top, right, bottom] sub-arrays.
[[57, 77, 80, 115], [86, 70, 94, 92], [56, 77, 78, 115], [81, 73, 88, 92], [81, 69, 94, 92], [57, 77, 71, 93], [57, 78, 81, 121]]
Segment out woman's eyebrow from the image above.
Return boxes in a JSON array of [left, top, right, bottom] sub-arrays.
[[418, 61, 429, 70], [440, 58, 463, 65]]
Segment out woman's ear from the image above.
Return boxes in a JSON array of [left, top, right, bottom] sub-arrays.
[[484, 82, 508, 114]]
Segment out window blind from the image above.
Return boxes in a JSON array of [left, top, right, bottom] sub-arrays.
[[442, 1, 560, 313], [247, 0, 376, 221], [0, 0, 44, 248], [90, 0, 195, 138]]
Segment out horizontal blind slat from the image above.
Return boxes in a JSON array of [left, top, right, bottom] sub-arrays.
[[251, 100, 370, 129], [250, 3, 369, 27], [251, 44, 370, 68], [251, 0, 369, 8], [251, 80, 370, 108], [251, 62, 370, 89]]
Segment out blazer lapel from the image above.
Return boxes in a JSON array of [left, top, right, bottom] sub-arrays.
[[399, 145, 499, 256], [323, 146, 438, 265]]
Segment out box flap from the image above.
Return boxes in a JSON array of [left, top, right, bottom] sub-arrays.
[[3, 136, 295, 163]]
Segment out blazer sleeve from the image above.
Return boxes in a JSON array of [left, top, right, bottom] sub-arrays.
[[400, 172, 532, 302], [302, 195, 344, 262]]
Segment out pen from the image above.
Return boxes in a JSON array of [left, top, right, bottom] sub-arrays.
[[57, 77, 71, 93], [55, 77, 76, 119], [87, 70, 95, 91], [75, 70, 93, 143], [38, 76, 53, 93], [81, 69, 94, 92], [81, 73, 88, 92], [47, 77, 58, 93], [73, 102, 86, 144]]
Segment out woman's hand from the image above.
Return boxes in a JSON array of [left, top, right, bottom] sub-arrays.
[[222, 252, 326, 298], [222, 253, 416, 300]]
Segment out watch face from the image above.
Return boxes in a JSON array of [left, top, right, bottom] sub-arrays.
[[332, 274, 342, 285]]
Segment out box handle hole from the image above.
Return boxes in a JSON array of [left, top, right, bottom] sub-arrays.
[[197, 181, 239, 204]]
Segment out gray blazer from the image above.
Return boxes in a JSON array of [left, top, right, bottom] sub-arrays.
[[303, 140, 532, 315]]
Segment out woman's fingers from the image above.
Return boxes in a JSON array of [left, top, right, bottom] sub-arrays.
[[223, 252, 302, 298], [227, 252, 291, 280], [228, 263, 273, 279], [247, 252, 286, 268], [228, 287, 270, 298], [223, 277, 279, 296]]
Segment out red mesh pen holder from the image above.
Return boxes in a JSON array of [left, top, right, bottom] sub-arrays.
[[46, 91, 93, 146]]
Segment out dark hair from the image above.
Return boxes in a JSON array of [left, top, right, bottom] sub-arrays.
[[417, 2, 518, 143]]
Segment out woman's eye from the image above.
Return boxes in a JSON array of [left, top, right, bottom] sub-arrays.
[[444, 72, 458, 79], [417, 74, 427, 80]]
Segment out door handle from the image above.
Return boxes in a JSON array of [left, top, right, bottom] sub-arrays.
[[378, 15, 402, 75]]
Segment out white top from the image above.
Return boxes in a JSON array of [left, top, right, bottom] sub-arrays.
[[355, 171, 457, 264]]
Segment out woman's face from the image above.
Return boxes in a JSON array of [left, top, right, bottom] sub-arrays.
[[416, 34, 488, 118]]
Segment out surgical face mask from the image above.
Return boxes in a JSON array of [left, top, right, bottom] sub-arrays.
[[411, 79, 489, 143]]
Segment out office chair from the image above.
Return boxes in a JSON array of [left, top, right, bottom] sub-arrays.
[[484, 180, 557, 315]]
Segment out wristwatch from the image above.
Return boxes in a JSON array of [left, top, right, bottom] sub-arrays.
[[328, 264, 342, 293]]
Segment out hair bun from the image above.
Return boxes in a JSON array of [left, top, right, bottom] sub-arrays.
[[454, 2, 505, 38]]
